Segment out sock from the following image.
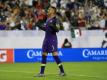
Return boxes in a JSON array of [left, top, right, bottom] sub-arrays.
[[40, 55, 47, 74], [53, 56, 65, 73], [40, 64, 45, 74], [58, 64, 65, 73]]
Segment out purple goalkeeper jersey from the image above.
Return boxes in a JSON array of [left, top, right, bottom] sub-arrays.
[[42, 17, 58, 53]]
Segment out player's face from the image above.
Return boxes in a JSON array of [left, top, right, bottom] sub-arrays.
[[47, 7, 55, 16]]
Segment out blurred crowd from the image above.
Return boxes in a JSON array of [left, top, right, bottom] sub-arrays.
[[0, 0, 107, 30]]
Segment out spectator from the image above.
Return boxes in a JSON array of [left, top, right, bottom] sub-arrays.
[[101, 32, 107, 48], [104, 0, 107, 8], [6, 7, 21, 30], [99, 13, 106, 29], [77, 11, 86, 29], [0, 21, 7, 30], [88, 20, 101, 30], [62, 19, 71, 30], [66, 0, 79, 10], [0, 0, 107, 31], [105, 14, 107, 29]]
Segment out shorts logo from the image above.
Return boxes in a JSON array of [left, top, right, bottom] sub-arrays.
[[0, 50, 7, 62]]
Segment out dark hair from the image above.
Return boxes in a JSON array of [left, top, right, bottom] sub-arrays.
[[64, 38, 69, 43]]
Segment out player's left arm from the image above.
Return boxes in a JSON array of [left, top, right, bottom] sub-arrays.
[[36, 20, 46, 31], [35, 16, 47, 31]]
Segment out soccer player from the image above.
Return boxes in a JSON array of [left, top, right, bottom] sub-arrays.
[[35, 6, 65, 77]]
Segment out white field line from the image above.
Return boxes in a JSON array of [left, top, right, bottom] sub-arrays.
[[0, 69, 105, 79], [0, 69, 34, 74], [71, 73, 104, 79]]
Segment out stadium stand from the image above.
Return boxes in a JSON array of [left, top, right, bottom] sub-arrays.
[[0, 0, 107, 30]]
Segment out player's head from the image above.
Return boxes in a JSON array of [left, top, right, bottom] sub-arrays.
[[47, 6, 57, 16]]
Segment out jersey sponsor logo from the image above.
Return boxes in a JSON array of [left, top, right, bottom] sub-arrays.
[[0, 49, 14, 63], [0, 50, 7, 62]]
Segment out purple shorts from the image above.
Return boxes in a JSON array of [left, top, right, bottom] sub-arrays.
[[42, 39, 58, 53]]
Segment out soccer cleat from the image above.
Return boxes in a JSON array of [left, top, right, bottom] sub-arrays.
[[34, 73, 45, 77], [59, 72, 66, 76]]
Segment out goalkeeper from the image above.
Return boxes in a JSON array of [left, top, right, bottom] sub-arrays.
[[35, 6, 65, 77]]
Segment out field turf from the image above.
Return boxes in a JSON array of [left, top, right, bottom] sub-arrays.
[[0, 62, 107, 80]]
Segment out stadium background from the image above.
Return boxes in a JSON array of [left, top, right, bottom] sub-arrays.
[[0, 0, 107, 80]]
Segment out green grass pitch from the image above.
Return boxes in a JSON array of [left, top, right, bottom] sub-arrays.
[[0, 62, 107, 80]]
